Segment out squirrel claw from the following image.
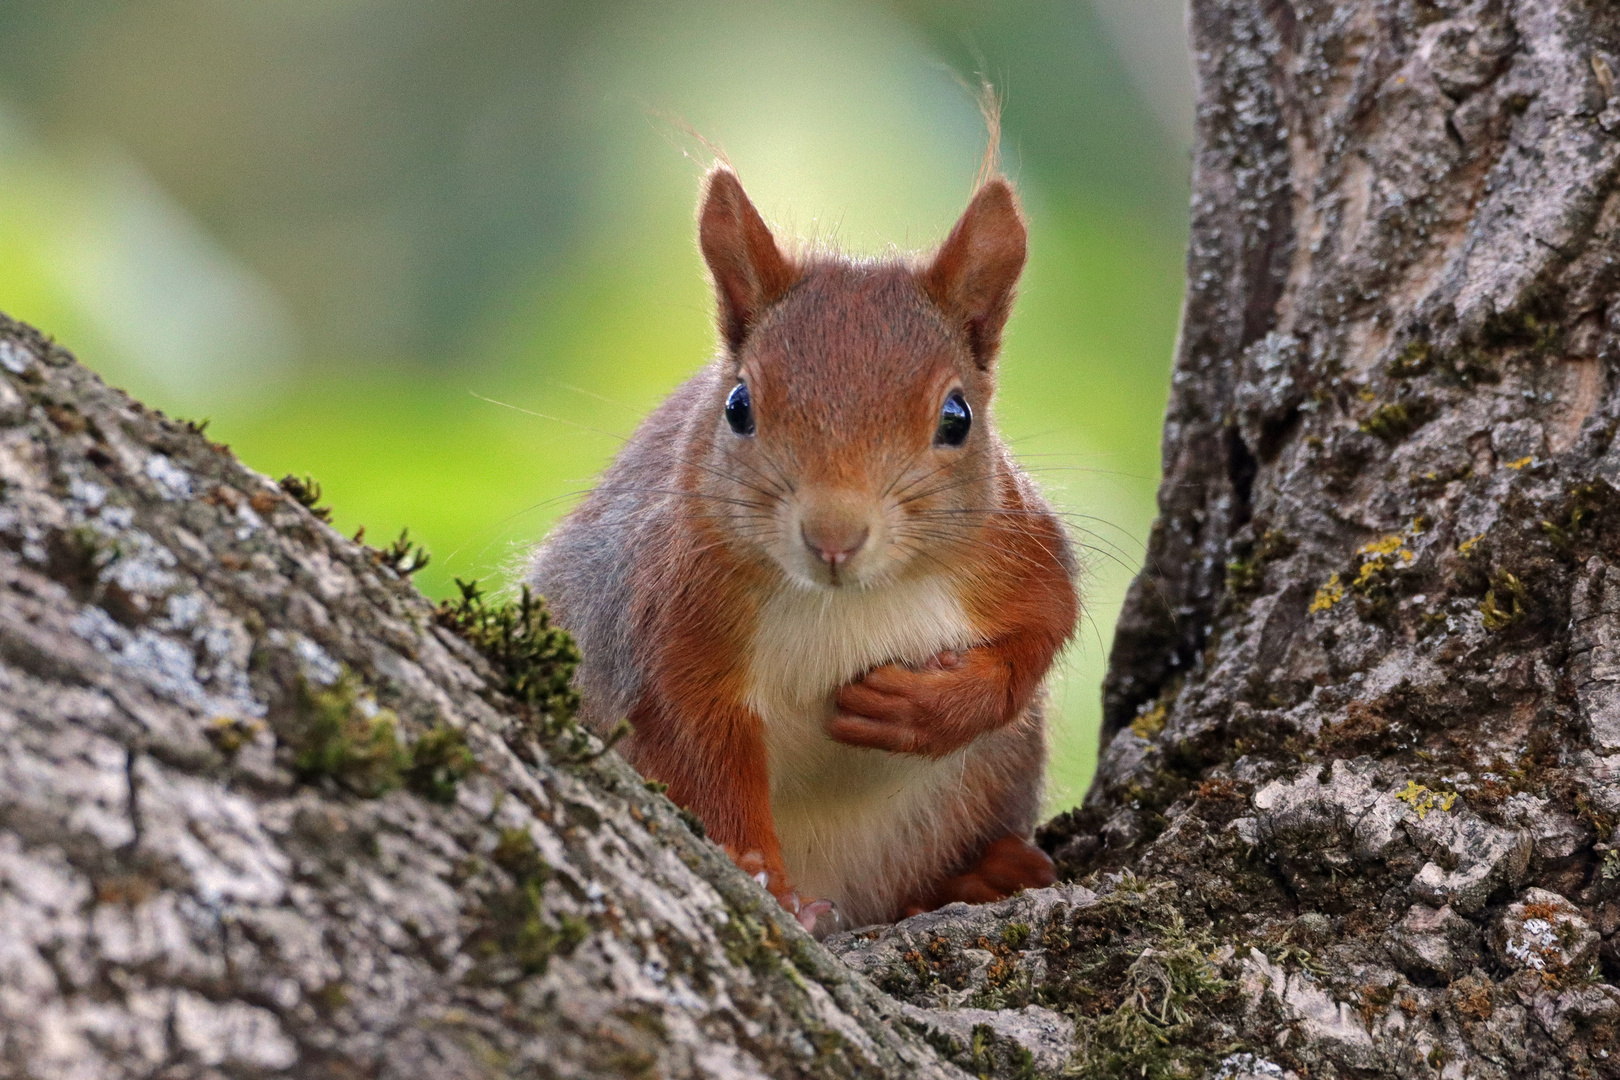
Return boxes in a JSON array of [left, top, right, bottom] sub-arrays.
[[917, 648, 966, 671], [795, 898, 845, 938]]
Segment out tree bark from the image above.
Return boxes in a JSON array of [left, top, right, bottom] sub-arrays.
[[1034, 0, 1620, 1074], [8, 1, 1620, 1077], [0, 318, 964, 1078]]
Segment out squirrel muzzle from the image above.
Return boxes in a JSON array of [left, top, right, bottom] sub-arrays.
[[792, 488, 881, 587]]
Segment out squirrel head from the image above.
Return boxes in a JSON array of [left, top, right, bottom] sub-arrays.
[[691, 166, 1028, 591]]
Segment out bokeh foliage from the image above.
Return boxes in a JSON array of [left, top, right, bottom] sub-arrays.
[[0, 0, 1189, 807]]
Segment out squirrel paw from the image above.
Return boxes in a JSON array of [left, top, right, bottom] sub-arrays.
[[901, 835, 1055, 917], [723, 848, 845, 937], [830, 648, 1003, 757], [725, 847, 787, 897], [795, 897, 847, 938]]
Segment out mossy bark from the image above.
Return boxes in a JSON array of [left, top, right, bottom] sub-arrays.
[[0, 318, 960, 1079], [7, 1, 1620, 1076], [1032, 0, 1620, 1075]]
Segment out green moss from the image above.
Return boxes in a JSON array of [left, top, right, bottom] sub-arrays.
[[1540, 482, 1603, 557], [1223, 556, 1260, 596], [881, 878, 1245, 1080], [374, 527, 431, 577], [1481, 305, 1561, 354], [1223, 529, 1296, 601], [1358, 399, 1433, 443], [470, 828, 588, 978], [484, 881, 579, 975], [278, 473, 332, 522], [288, 671, 410, 796], [1130, 701, 1168, 739], [1479, 569, 1527, 631], [637, 778, 706, 836], [720, 910, 792, 976], [921, 1028, 964, 1063], [1253, 529, 1295, 561], [46, 523, 117, 596], [1386, 340, 1433, 378], [918, 1019, 1038, 1080], [1408, 462, 1472, 491], [436, 579, 584, 743], [601, 1049, 658, 1079], [491, 827, 549, 882], [1576, 791, 1616, 841], [964, 1023, 1039, 1080], [1385, 335, 1506, 387], [1442, 348, 1500, 387], [206, 716, 262, 758], [404, 723, 477, 804], [675, 806, 706, 839], [1064, 904, 1236, 1080], [311, 981, 349, 1014]]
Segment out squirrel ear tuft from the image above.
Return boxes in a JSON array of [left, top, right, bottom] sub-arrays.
[[699, 168, 799, 351], [921, 178, 1027, 367]]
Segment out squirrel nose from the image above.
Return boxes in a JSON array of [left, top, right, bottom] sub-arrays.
[[800, 518, 870, 568]]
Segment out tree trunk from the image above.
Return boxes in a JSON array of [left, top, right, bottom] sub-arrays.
[[7, 1, 1620, 1077], [1034, 0, 1620, 1074]]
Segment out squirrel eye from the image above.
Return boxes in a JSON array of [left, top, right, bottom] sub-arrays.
[[725, 381, 755, 436], [935, 389, 971, 447]]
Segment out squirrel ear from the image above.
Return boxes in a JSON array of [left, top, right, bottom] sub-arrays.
[[921, 178, 1027, 367], [699, 168, 799, 351]]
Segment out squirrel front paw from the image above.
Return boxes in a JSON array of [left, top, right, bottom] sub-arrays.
[[725, 847, 844, 937], [795, 898, 846, 938], [829, 647, 1008, 757], [901, 835, 1055, 917]]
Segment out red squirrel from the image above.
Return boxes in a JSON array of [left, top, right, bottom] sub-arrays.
[[527, 166, 1078, 932]]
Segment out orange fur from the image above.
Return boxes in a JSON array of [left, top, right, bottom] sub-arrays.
[[617, 520, 800, 906], [903, 835, 1056, 916]]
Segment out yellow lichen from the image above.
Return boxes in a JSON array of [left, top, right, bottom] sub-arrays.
[[1357, 534, 1405, 557], [1457, 534, 1485, 558], [1310, 573, 1345, 614], [1130, 701, 1168, 739], [1504, 456, 1533, 470], [1349, 533, 1415, 594], [207, 716, 262, 756], [1395, 781, 1459, 819]]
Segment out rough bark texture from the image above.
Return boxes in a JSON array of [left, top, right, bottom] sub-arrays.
[[0, 318, 964, 1079], [9, 1, 1620, 1077], [1031, 0, 1620, 1075]]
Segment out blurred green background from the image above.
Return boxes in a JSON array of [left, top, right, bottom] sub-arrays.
[[0, 0, 1190, 812]]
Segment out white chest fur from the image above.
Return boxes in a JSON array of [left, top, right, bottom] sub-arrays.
[[745, 574, 982, 921]]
